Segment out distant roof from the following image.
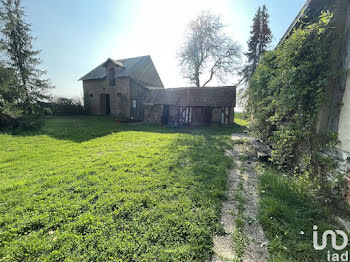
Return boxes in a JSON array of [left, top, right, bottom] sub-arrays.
[[144, 86, 236, 107], [79, 55, 163, 87]]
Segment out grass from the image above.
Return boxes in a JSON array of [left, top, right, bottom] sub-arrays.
[[258, 167, 350, 262], [232, 156, 249, 262], [0, 115, 245, 261], [232, 178, 248, 262], [234, 112, 249, 127]]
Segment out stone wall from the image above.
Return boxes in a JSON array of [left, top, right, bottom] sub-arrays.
[[83, 77, 130, 118], [144, 105, 162, 124]]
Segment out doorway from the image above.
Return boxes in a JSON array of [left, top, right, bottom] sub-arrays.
[[100, 94, 110, 115], [161, 105, 169, 125]]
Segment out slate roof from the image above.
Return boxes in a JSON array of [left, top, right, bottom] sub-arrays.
[[79, 55, 163, 87], [144, 86, 236, 107]]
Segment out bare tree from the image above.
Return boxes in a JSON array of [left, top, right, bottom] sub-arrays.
[[178, 11, 241, 87]]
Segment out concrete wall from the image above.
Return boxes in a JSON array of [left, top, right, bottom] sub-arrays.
[[336, 60, 350, 201], [338, 65, 350, 153], [316, 0, 350, 133]]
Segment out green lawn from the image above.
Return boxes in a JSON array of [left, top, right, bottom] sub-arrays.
[[234, 112, 249, 127], [0, 116, 244, 261]]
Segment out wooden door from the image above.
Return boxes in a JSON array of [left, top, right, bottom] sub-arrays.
[[191, 107, 205, 126]]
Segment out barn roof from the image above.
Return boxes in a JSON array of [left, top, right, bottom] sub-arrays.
[[144, 86, 236, 107], [79, 55, 163, 87]]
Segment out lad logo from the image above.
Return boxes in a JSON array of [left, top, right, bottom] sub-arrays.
[[313, 225, 349, 261]]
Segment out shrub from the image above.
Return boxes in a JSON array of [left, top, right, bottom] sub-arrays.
[[14, 115, 45, 131], [246, 11, 335, 175], [244, 11, 348, 201], [50, 97, 86, 115]]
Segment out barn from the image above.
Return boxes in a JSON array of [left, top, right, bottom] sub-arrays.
[[143, 86, 236, 126], [79, 56, 237, 126], [79, 56, 163, 120]]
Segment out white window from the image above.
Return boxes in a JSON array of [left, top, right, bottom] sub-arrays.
[[132, 100, 137, 108], [221, 107, 229, 125], [180, 106, 191, 123]]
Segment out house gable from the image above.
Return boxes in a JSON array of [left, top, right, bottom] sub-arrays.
[[80, 55, 163, 120], [79, 55, 163, 87]]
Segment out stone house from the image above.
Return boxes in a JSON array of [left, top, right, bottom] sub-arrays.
[[79, 55, 163, 120], [79, 56, 237, 126], [143, 86, 236, 126], [280, 0, 350, 196]]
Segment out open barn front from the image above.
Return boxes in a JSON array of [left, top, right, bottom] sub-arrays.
[[175, 106, 233, 126], [144, 86, 236, 126]]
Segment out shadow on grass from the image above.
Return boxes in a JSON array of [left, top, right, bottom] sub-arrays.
[[6, 115, 247, 143], [147, 131, 235, 260], [0, 115, 240, 261]]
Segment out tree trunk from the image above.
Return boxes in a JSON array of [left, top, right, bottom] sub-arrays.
[[195, 66, 200, 87]]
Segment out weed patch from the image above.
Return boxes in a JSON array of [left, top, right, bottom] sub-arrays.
[[258, 167, 350, 262]]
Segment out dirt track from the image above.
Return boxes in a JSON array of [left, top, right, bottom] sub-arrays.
[[211, 134, 269, 262]]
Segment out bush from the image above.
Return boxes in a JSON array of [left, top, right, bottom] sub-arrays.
[[14, 115, 45, 131], [246, 11, 335, 174], [0, 113, 16, 130], [50, 97, 86, 115], [244, 11, 347, 201], [0, 113, 45, 132]]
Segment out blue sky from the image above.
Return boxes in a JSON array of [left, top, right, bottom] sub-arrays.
[[22, 0, 305, 99]]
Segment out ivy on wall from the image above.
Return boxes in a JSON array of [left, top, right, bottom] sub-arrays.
[[245, 11, 336, 177]]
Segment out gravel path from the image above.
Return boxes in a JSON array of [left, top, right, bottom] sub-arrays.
[[211, 134, 269, 262]]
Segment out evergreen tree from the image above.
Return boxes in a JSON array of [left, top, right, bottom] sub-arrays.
[[258, 5, 272, 58], [0, 0, 53, 115], [0, 63, 22, 128], [241, 5, 272, 82]]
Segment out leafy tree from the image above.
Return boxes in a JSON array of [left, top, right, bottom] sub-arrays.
[[0, 0, 53, 115], [178, 11, 241, 87], [242, 5, 272, 82]]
